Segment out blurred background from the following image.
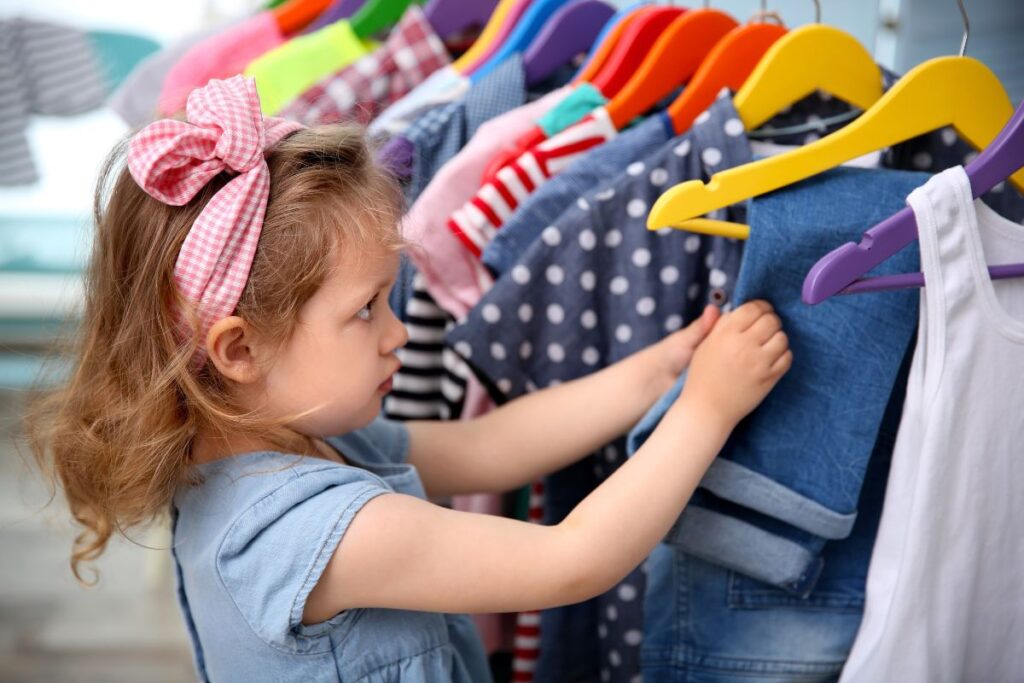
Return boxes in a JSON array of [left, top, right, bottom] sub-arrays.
[[0, 0, 1020, 680]]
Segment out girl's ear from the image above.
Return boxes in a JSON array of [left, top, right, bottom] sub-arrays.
[[205, 316, 264, 384]]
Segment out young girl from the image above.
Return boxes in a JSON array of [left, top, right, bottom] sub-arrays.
[[27, 77, 791, 682]]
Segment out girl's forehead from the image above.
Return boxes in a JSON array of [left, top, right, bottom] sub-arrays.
[[325, 243, 401, 290]]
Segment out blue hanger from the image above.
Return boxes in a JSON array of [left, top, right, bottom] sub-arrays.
[[471, 0, 571, 83], [523, 0, 615, 87]]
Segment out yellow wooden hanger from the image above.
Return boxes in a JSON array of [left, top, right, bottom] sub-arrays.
[[648, 0, 1024, 239], [733, 23, 882, 132], [452, 0, 518, 73]]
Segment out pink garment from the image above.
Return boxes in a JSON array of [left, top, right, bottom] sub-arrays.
[[403, 85, 572, 320], [159, 12, 285, 117]]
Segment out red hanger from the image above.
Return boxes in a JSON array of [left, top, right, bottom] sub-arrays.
[[606, 8, 738, 130], [667, 20, 787, 134], [273, 0, 334, 34], [589, 6, 685, 99], [572, 6, 647, 85]]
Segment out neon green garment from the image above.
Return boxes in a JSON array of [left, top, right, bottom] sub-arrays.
[[534, 82, 608, 137], [245, 21, 375, 114]]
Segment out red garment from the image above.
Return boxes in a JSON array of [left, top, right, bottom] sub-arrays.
[[447, 107, 618, 257]]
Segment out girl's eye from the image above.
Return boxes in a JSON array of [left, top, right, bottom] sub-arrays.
[[356, 294, 379, 322]]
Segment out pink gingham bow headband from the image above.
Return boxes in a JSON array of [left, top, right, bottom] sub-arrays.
[[127, 76, 304, 368]]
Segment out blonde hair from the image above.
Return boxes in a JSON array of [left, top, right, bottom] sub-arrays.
[[25, 125, 404, 583]]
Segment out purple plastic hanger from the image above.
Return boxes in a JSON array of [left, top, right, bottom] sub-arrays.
[[523, 0, 615, 87], [304, 0, 366, 34], [424, 0, 499, 41], [802, 100, 1024, 304]]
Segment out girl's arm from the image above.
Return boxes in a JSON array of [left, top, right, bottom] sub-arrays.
[[406, 306, 721, 498], [303, 300, 791, 622]]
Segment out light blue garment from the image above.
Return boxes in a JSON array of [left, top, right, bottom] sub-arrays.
[[171, 417, 491, 683], [401, 54, 529, 202], [368, 64, 468, 136]]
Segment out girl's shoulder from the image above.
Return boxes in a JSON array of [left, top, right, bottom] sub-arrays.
[[173, 416, 410, 534]]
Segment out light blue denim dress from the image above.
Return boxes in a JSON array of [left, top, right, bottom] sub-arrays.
[[171, 417, 491, 682]]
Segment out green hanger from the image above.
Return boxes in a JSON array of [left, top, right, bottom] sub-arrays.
[[351, 0, 426, 39]]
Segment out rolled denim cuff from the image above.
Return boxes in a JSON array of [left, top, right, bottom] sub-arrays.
[[702, 459, 858, 540], [667, 506, 824, 597]]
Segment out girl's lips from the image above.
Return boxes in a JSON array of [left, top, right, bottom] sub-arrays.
[[379, 363, 400, 392]]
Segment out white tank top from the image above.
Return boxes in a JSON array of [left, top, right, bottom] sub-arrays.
[[841, 166, 1024, 682]]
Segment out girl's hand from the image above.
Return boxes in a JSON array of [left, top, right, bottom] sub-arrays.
[[654, 305, 722, 381], [677, 300, 792, 430]]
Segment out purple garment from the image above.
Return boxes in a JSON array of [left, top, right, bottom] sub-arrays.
[[378, 134, 415, 180]]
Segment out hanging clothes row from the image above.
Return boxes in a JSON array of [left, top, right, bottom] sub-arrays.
[[110, 1, 1024, 681]]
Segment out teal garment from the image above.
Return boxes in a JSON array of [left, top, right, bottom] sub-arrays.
[[171, 417, 491, 683], [535, 82, 607, 137], [86, 31, 160, 89]]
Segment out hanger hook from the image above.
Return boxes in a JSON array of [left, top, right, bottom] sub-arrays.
[[761, 0, 767, 12], [958, 0, 969, 57], [811, 0, 820, 23]]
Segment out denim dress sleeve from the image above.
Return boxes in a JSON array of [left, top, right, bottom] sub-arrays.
[[214, 418, 410, 651], [215, 460, 393, 653]]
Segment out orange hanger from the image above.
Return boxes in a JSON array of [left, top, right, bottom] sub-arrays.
[[606, 8, 738, 130], [589, 6, 685, 99], [667, 18, 787, 134], [273, 0, 333, 34]]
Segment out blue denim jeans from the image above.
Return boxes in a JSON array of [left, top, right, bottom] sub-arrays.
[[641, 344, 910, 682], [628, 167, 930, 594]]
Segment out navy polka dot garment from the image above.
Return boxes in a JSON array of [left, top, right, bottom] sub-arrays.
[[446, 93, 753, 683]]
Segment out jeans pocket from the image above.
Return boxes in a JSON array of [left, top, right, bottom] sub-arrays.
[[727, 571, 865, 611]]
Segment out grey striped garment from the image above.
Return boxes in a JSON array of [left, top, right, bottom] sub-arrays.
[[0, 18, 110, 185]]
